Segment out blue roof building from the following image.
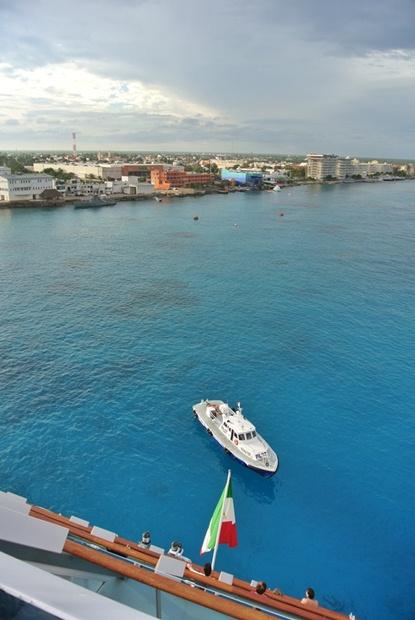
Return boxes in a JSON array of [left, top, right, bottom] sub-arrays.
[[220, 169, 263, 187]]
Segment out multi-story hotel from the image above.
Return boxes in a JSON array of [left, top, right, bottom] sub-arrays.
[[336, 157, 354, 180], [306, 154, 338, 180], [307, 154, 394, 180]]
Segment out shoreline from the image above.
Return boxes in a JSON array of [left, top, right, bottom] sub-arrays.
[[1, 176, 413, 210]]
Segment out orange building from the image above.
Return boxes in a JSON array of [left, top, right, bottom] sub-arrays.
[[151, 168, 214, 190], [121, 163, 167, 179]]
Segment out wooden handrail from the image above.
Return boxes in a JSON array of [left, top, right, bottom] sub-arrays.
[[30, 505, 348, 620], [64, 539, 275, 620]]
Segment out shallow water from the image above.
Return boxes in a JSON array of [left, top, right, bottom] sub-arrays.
[[1, 181, 415, 620]]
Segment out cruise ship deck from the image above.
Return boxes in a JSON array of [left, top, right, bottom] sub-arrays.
[[0, 490, 351, 620]]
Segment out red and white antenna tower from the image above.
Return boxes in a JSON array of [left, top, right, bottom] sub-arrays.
[[72, 132, 77, 159]]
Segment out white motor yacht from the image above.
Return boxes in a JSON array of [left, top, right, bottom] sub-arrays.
[[192, 400, 278, 476]]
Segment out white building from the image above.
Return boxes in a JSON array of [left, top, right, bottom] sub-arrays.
[[262, 171, 290, 186], [306, 154, 338, 179], [336, 157, 354, 179], [33, 162, 122, 180], [367, 160, 393, 175], [0, 166, 11, 177], [121, 176, 154, 194], [55, 178, 106, 195], [351, 159, 393, 177], [0, 174, 55, 202], [357, 163, 368, 177], [105, 180, 126, 194]]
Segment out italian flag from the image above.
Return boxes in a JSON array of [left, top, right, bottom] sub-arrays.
[[201, 470, 238, 554]]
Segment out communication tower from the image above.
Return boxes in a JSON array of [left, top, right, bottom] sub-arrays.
[[72, 132, 77, 160]]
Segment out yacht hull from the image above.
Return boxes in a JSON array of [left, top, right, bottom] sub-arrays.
[[193, 400, 278, 476]]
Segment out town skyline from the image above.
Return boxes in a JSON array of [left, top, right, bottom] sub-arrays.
[[1, 0, 415, 157]]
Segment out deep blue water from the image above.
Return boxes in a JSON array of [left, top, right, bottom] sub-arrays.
[[1, 182, 415, 620]]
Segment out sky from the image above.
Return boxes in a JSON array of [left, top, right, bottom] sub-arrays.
[[0, 0, 414, 157]]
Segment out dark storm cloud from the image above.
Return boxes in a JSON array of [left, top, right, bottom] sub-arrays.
[[253, 0, 415, 53]]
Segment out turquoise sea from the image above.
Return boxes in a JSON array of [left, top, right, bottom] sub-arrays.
[[1, 182, 414, 620]]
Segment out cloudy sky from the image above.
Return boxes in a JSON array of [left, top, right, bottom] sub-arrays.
[[1, 0, 414, 156]]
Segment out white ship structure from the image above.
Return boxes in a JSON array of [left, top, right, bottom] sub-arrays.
[[192, 400, 278, 476], [0, 489, 350, 619]]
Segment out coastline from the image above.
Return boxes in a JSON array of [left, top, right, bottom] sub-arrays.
[[1, 176, 413, 210]]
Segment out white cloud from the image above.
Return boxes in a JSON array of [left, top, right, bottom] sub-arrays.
[[0, 62, 218, 124], [350, 50, 415, 83], [1, 0, 415, 155]]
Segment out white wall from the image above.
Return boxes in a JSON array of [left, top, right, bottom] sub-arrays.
[[0, 174, 55, 202]]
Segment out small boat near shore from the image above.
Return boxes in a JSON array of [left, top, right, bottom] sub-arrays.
[[273, 184, 281, 192], [73, 196, 117, 209], [192, 399, 278, 476]]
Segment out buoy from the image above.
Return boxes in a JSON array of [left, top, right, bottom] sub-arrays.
[[280, 212, 284, 217], [193, 215, 199, 221]]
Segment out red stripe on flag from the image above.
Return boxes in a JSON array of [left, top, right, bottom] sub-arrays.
[[218, 521, 238, 547]]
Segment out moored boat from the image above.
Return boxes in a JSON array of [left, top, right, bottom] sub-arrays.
[[73, 196, 117, 209], [192, 399, 278, 476]]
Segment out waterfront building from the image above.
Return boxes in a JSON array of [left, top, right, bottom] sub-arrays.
[[351, 159, 368, 177], [55, 178, 106, 196], [0, 174, 55, 202], [150, 168, 214, 190], [306, 154, 338, 180], [336, 157, 354, 180], [121, 176, 155, 194], [350, 159, 393, 177], [366, 160, 393, 175], [220, 169, 263, 187], [55, 178, 82, 194], [104, 180, 125, 194], [262, 170, 290, 186]]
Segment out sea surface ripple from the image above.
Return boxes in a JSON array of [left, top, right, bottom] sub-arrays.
[[1, 181, 415, 620]]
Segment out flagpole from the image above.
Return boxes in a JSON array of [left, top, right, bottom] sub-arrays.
[[211, 469, 231, 571]]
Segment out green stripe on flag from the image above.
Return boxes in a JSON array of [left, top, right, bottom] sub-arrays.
[[206, 484, 226, 550], [226, 478, 233, 499]]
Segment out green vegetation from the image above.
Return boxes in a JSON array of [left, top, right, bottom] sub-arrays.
[[43, 168, 76, 181], [0, 154, 34, 173], [184, 164, 205, 173], [287, 166, 305, 179]]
